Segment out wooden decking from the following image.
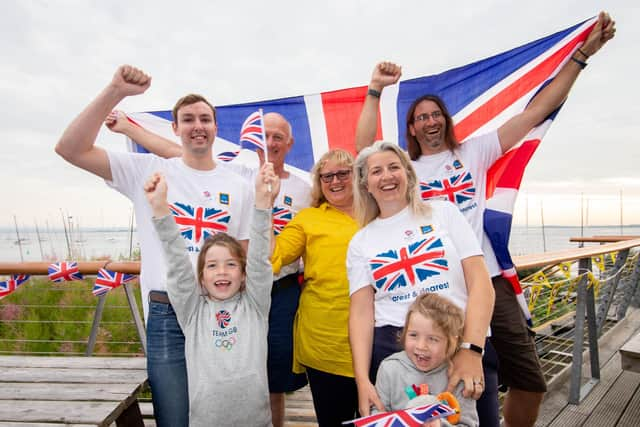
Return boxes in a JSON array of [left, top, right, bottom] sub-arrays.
[[536, 308, 640, 426], [137, 312, 640, 427]]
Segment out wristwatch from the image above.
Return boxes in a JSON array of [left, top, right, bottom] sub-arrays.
[[460, 342, 484, 356]]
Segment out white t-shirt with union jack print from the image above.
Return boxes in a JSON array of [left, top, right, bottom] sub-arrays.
[[106, 151, 252, 321], [411, 130, 502, 277], [347, 202, 482, 328]]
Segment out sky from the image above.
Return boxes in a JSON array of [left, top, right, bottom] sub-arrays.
[[1, 0, 638, 229]]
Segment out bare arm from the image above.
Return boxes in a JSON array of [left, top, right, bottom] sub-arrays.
[[105, 110, 183, 159], [349, 286, 384, 416], [497, 11, 616, 153], [447, 255, 495, 399], [55, 65, 151, 180], [354, 62, 402, 152]]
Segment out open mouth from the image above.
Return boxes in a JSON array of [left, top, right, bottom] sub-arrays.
[[415, 353, 431, 365], [379, 183, 398, 192], [214, 280, 231, 289]]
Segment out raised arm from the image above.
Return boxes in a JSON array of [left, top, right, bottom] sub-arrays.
[[497, 11, 616, 153], [355, 62, 402, 152], [105, 110, 183, 159], [55, 65, 151, 180], [245, 162, 280, 313], [145, 172, 199, 327]]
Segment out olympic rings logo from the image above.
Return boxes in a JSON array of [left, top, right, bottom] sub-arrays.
[[215, 336, 236, 350]]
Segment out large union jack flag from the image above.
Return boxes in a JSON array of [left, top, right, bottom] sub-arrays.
[[169, 202, 230, 243], [272, 206, 293, 235], [347, 402, 456, 427], [0, 274, 30, 300], [420, 171, 476, 205], [370, 237, 448, 292], [124, 17, 598, 324], [92, 268, 137, 296], [47, 261, 84, 283]]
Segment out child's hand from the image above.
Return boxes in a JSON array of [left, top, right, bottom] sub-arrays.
[[255, 162, 280, 209], [144, 172, 171, 217]]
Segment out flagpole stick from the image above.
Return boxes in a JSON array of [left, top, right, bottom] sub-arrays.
[[259, 108, 272, 192]]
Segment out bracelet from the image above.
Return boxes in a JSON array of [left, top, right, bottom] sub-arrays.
[[577, 47, 590, 58], [571, 56, 588, 69], [367, 88, 381, 98]]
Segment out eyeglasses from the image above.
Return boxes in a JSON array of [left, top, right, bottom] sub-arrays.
[[413, 110, 443, 123], [319, 169, 352, 183]]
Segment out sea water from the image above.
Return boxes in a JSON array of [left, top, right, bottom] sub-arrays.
[[1, 225, 639, 263]]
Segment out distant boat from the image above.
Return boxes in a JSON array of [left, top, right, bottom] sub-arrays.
[[13, 238, 30, 245], [105, 236, 118, 242]]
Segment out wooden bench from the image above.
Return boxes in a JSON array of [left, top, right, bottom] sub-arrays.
[[0, 355, 147, 426], [620, 331, 640, 373]]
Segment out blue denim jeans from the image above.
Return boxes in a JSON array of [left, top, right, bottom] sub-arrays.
[[147, 300, 189, 427]]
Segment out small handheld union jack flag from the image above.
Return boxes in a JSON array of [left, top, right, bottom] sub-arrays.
[[48, 261, 84, 283], [345, 402, 456, 427], [239, 109, 267, 159], [420, 171, 476, 205], [0, 274, 30, 300], [92, 268, 137, 297]]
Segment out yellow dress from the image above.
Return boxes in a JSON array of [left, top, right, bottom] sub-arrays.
[[271, 202, 358, 377]]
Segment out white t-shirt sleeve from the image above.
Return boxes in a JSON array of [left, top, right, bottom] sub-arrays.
[[347, 232, 374, 296], [461, 130, 502, 172], [105, 151, 153, 198], [438, 201, 483, 260], [234, 179, 253, 241]]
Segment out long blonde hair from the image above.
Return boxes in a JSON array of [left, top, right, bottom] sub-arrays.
[[310, 149, 355, 208], [353, 141, 430, 226]]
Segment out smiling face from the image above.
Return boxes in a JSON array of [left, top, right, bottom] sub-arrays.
[[172, 101, 217, 157], [408, 100, 447, 155], [404, 311, 449, 372], [256, 113, 293, 168], [319, 158, 354, 210], [200, 244, 245, 301], [365, 150, 408, 215]]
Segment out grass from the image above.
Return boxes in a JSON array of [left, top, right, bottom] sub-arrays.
[[0, 276, 144, 356]]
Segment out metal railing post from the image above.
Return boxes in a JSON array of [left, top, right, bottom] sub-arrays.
[[595, 249, 629, 336], [569, 256, 600, 404], [617, 252, 640, 320], [123, 282, 147, 355], [85, 294, 107, 356]]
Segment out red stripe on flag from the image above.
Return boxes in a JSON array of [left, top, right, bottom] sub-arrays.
[[454, 24, 594, 142], [486, 139, 540, 198], [321, 86, 382, 154]]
